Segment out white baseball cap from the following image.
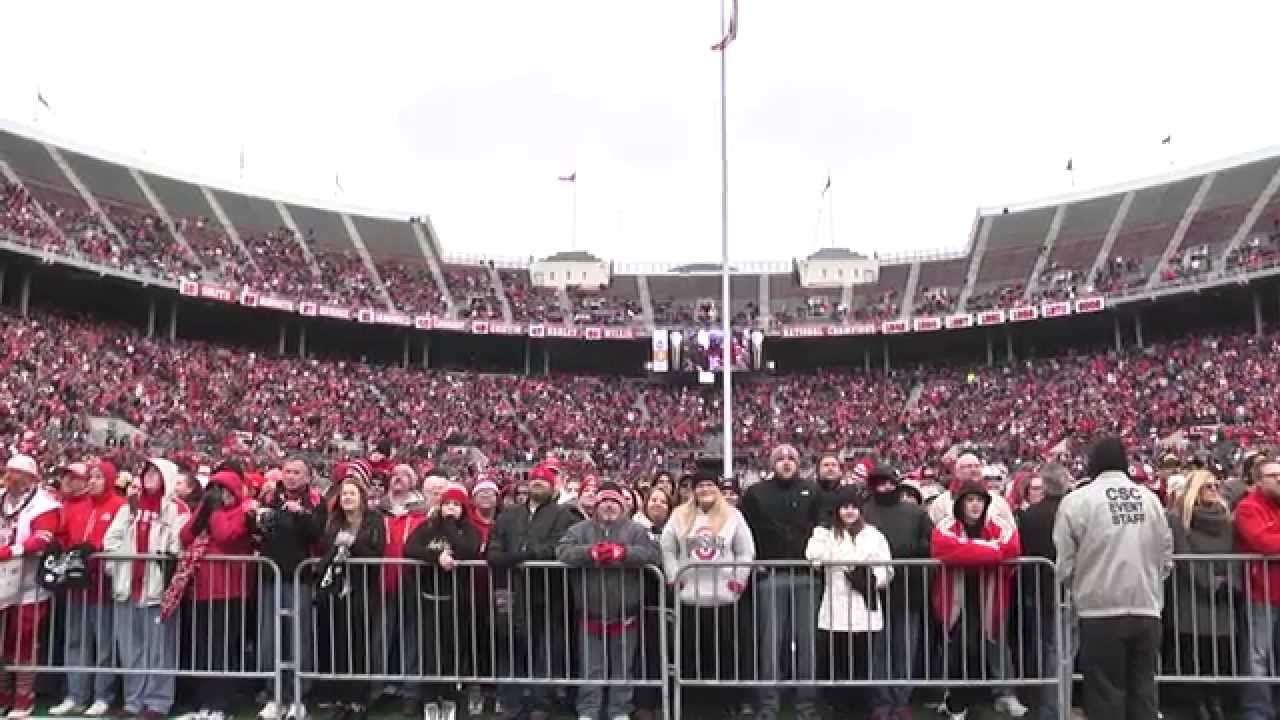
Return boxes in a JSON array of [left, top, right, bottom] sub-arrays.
[[6, 454, 39, 478]]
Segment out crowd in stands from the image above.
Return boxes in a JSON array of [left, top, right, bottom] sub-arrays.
[[964, 283, 1025, 312], [444, 266, 502, 320], [503, 271, 564, 323], [0, 183, 65, 255], [1227, 231, 1280, 274], [568, 286, 644, 327], [1030, 264, 1088, 304], [912, 287, 957, 316], [378, 259, 449, 317], [1091, 255, 1145, 296]]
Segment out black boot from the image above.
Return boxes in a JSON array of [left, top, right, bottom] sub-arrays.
[[1193, 700, 1212, 720]]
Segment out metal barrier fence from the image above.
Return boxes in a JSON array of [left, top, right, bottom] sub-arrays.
[[292, 558, 669, 719], [12, 553, 1280, 718], [1, 553, 281, 715]]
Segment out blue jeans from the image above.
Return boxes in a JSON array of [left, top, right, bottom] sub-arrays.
[[259, 579, 311, 703], [63, 597, 117, 705], [754, 572, 820, 718], [114, 604, 176, 715], [1239, 602, 1280, 720]]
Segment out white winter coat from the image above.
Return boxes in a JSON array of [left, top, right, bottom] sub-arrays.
[[805, 524, 893, 633], [101, 459, 189, 606]]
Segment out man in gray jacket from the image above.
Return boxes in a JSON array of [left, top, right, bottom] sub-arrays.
[[1054, 435, 1173, 720], [557, 481, 661, 720]]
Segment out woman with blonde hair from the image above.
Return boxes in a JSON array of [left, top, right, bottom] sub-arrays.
[[1168, 469, 1236, 720], [660, 470, 756, 712]]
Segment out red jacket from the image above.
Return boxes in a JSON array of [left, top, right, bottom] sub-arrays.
[[1234, 489, 1280, 606], [60, 483, 125, 602], [931, 513, 1021, 642], [382, 506, 428, 594], [180, 471, 254, 600]]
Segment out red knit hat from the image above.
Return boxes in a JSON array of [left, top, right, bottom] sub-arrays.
[[440, 483, 469, 507]]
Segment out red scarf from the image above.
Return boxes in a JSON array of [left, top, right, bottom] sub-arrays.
[[131, 490, 163, 603]]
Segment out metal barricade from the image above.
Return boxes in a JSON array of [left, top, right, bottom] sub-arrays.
[[671, 557, 1064, 720], [0, 553, 283, 712], [292, 558, 669, 718]]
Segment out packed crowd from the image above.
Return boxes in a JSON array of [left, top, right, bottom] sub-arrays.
[[502, 271, 564, 323], [568, 287, 644, 327], [965, 283, 1025, 312], [912, 287, 958, 316], [5, 303, 1280, 486], [6, 429, 1280, 720]]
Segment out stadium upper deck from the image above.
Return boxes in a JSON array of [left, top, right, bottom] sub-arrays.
[[2, 118, 1279, 340]]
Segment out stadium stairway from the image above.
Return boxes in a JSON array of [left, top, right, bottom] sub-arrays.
[[955, 217, 992, 310], [45, 143, 128, 248], [556, 286, 574, 326], [130, 168, 205, 276], [274, 201, 321, 271], [200, 185, 258, 271], [0, 159, 72, 251], [487, 263, 514, 322], [1024, 205, 1066, 301], [341, 214, 397, 311], [904, 382, 925, 413], [637, 275, 655, 326], [1087, 190, 1135, 285], [1217, 163, 1280, 279], [899, 260, 920, 321], [410, 218, 456, 315], [1145, 173, 1214, 292]]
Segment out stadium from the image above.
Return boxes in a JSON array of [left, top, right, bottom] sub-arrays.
[[1, 5, 1280, 719]]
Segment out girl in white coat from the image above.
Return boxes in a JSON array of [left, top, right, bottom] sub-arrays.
[[805, 485, 892, 695]]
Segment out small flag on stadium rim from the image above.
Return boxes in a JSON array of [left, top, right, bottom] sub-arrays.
[[1065, 158, 1073, 172], [821, 175, 831, 196], [36, 92, 50, 111], [558, 172, 576, 183], [712, 0, 738, 51], [1162, 135, 1172, 144]]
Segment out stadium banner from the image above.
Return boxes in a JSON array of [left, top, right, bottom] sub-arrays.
[[434, 319, 467, 332], [913, 316, 942, 332], [490, 322, 525, 335], [945, 313, 974, 329], [414, 315, 435, 330], [781, 326, 826, 338], [179, 279, 199, 297], [527, 324, 546, 338], [1075, 296, 1106, 313], [651, 330, 669, 372], [584, 327, 603, 340], [239, 289, 260, 308], [317, 305, 351, 321], [825, 323, 877, 337], [198, 284, 236, 303], [602, 327, 636, 340], [1041, 301, 1071, 319], [1009, 306, 1038, 322], [298, 301, 318, 317], [258, 295, 296, 313], [881, 320, 909, 334], [977, 310, 1005, 326], [356, 308, 376, 324], [470, 320, 490, 334], [374, 310, 412, 327], [542, 326, 581, 339]]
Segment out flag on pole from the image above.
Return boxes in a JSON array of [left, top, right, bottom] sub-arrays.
[[558, 172, 577, 183], [711, 0, 739, 51], [1065, 158, 1073, 172], [239, 146, 246, 175], [1161, 135, 1172, 145], [821, 175, 832, 196], [334, 173, 343, 192], [36, 92, 50, 111]]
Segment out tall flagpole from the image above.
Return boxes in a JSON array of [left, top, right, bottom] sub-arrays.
[[718, 0, 733, 481]]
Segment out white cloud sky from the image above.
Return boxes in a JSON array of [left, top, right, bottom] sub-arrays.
[[2, 0, 1278, 265]]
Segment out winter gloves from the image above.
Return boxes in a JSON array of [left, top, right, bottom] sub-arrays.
[[589, 542, 627, 565]]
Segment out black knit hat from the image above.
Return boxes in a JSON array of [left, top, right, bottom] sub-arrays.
[[1087, 435, 1129, 479], [868, 464, 899, 493], [951, 480, 990, 522], [832, 484, 868, 513]]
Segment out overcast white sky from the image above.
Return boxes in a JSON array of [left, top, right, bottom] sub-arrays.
[[2, 1, 1279, 265]]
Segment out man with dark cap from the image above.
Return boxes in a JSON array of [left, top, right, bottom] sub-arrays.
[[1055, 435, 1172, 720], [740, 443, 823, 720], [861, 464, 932, 720], [487, 462, 578, 720], [557, 481, 660, 720]]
